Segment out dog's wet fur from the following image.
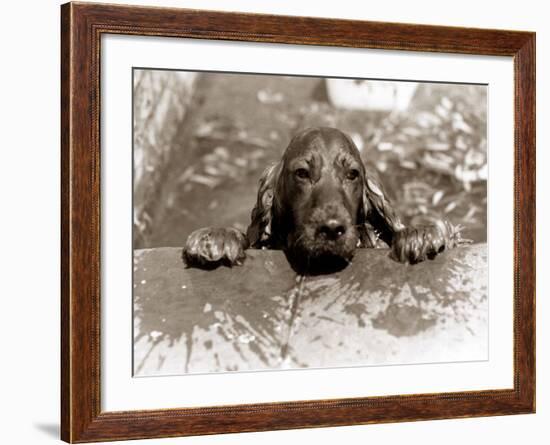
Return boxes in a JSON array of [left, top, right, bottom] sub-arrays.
[[183, 127, 455, 275]]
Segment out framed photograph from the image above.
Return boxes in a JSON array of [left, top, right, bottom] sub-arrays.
[[61, 2, 535, 442]]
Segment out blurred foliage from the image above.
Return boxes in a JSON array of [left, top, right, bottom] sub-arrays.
[[135, 73, 487, 248], [364, 84, 487, 242], [295, 82, 487, 242]]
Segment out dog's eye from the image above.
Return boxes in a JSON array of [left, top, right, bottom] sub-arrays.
[[295, 168, 310, 179], [346, 169, 360, 180]]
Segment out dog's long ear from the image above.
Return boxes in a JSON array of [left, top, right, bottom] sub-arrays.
[[246, 162, 282, 248], [361, 164, 405, 247]]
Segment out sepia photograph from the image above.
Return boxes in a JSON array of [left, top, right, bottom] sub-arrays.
[[132, 68, 488, 377]]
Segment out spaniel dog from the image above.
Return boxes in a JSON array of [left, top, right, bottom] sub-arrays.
[[183, 127, 465, 274]]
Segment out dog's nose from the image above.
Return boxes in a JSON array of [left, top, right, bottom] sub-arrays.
[[318, 219, 347, 240]]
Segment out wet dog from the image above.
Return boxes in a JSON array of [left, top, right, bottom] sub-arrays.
[[183, 127, 460, 274]]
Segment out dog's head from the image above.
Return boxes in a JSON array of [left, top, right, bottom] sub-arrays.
[[247, 127, 403, 273]]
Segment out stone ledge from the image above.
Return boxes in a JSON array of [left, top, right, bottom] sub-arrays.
[[133, 244, 487, 376]]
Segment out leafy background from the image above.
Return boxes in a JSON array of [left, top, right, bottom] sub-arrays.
[[133, 71, 487, 249]]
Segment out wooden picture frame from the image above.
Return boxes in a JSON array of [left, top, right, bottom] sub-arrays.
[[61, 2, 535, 442]]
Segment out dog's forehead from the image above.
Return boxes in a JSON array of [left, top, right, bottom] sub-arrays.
[[285, 127, 360, 162]]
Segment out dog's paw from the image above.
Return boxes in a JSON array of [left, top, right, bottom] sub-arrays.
[[391, 220, 460, 264], [391, 226, 445, 264], [182, 227, 248, 268], [391, 220, 472, 264]]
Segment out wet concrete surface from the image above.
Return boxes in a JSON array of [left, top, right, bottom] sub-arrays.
[[133, 244, 488, 376]]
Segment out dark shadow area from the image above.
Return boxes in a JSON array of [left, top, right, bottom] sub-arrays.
[[33, 422, 59, 439], [284, 249, 353, 276], [310, 78, 330, 103]]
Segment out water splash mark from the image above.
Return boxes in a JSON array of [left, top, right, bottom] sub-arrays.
[[280, 275, 307, 362]]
